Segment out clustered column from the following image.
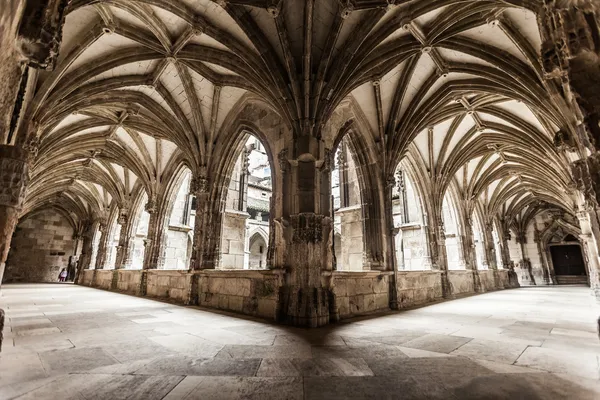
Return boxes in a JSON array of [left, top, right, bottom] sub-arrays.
[[539, 3, 600, 299], [0, 146, 29, 286], [114, 207, 133, 270]]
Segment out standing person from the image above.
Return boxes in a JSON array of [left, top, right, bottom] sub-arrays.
[[58, 268, 67, 282]]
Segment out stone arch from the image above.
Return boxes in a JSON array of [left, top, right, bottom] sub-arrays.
[[328, 109, 389, 270], [248, 230, 268, 269], [4, 206, 77, 283], [201, 96, 284, 269], [396, 149, 435, 270], [540, 217, 587, 284]]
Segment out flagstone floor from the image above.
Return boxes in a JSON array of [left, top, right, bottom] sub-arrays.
[[1, 283, 599, 399]]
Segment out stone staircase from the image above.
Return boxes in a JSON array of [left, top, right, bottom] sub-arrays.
[[555, 275, 589, 285]]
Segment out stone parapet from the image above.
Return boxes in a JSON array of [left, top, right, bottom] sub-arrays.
[[197, 269, 284, 320], [329, 271, 392, 319], [76, 267, 518, 325]]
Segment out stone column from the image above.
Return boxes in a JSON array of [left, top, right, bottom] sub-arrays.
[[189, 175, 221, 270], [539, 0, 600, 298], [533, 227, 552, 285], [431, 217, 452, 297], [516, 232, 536, 285], [114, 208, 133, 269], [75, 221, 97, 283], [0, 145, 29, 286], [94, 223, 110, 269], [482, 223, 498, 270], [461, 217, 481, 292], [142, 198, 165, 270], [577, 208, 600, 299], [276, 135, 334, 327], [385, 176, 399, 309]]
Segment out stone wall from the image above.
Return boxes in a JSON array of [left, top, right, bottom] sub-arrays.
[[114, 270, 142, 294], [94, 270, 114, 290], [80, 269, 94, 286], [447, 270, 476, 295], [197, 270, 283, 319], [164, 228, 190, 269], [76, 267, 518, 323], [146, 270, 189, 302], [331, 271, 390, 318], [4, 208, 76, 283], [396, 224, 429, 271], [220, 211, 249, 269], [396, 271, 444, 307], [336, 206, 364, 271]]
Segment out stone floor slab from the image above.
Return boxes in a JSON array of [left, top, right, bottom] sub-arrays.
[[402, 333, 472, 354], [257, 358, 373, 377], [450, 338, 529, 364], [515, 346, 600, 379], [163, 376, 303, 400], [1, 283, 599, 399]]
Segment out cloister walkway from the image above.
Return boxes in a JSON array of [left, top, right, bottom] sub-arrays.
[[1, 284, 599, 399]]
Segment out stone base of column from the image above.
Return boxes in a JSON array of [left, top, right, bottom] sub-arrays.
[[278, 286, 331, 327], [388, 274, 399, 310], [440, 271, 453, 299], [137, 271, 148, 296], [111, 270, 119, 290], [592, 287, 600, 303], [471, 270, 484, 293], [185, 273, 199, 306], [0, 308, 4, 353]]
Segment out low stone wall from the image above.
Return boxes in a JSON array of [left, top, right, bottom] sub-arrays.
[[197, 270, 283, 320], [115, 270, 142, 295], [448, 270, 476, 295], [331, 271, 391, 319], [93, 270, 113, 290], [76, 267, 519, 324], [146, 270, 190, 302], [478, 270, 496, 292], [80, 270, 94, 286], [396, 271, 444, 308]]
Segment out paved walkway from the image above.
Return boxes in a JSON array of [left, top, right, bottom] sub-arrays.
[[1, 284, 599, 399]]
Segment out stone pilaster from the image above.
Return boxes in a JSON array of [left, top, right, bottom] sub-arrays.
[[142, 198, 166, 270], [576, 208, 600, 299], [190, 175, 221, 270], [0, 145, 29, 286], [75, 222, 97, 283], [94, 223, 110, 269], [482, 223, 498, 270], [432, 218, 452, 298], [114, 208, 133, 269], [516, 232, 537, 285], [276, 137, 334, 327]]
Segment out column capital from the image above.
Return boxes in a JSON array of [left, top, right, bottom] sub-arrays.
[[0, 145, 29, 210], [190, 175, 209, 195]]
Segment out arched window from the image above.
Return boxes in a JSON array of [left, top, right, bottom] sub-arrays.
[[442, 193, 464, 270], [393, 169, 428, 270], [130, 194, 150, 270], [332, 136, 364, 271], [492, 223, 504, 269], [105, 212, 120, 269], [472, 212, 487, 270], [248, 232, 268, 269], [164, 169, 193, 270], [221, 134, 272, 269]]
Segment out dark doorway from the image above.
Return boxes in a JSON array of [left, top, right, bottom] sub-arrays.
[[550, 245, 586, 277]]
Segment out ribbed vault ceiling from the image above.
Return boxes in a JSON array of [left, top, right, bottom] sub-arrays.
[[21, 0, 575, 233]]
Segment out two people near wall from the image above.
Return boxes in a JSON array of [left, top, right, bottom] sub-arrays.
[[58, 268, 68, 282]]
